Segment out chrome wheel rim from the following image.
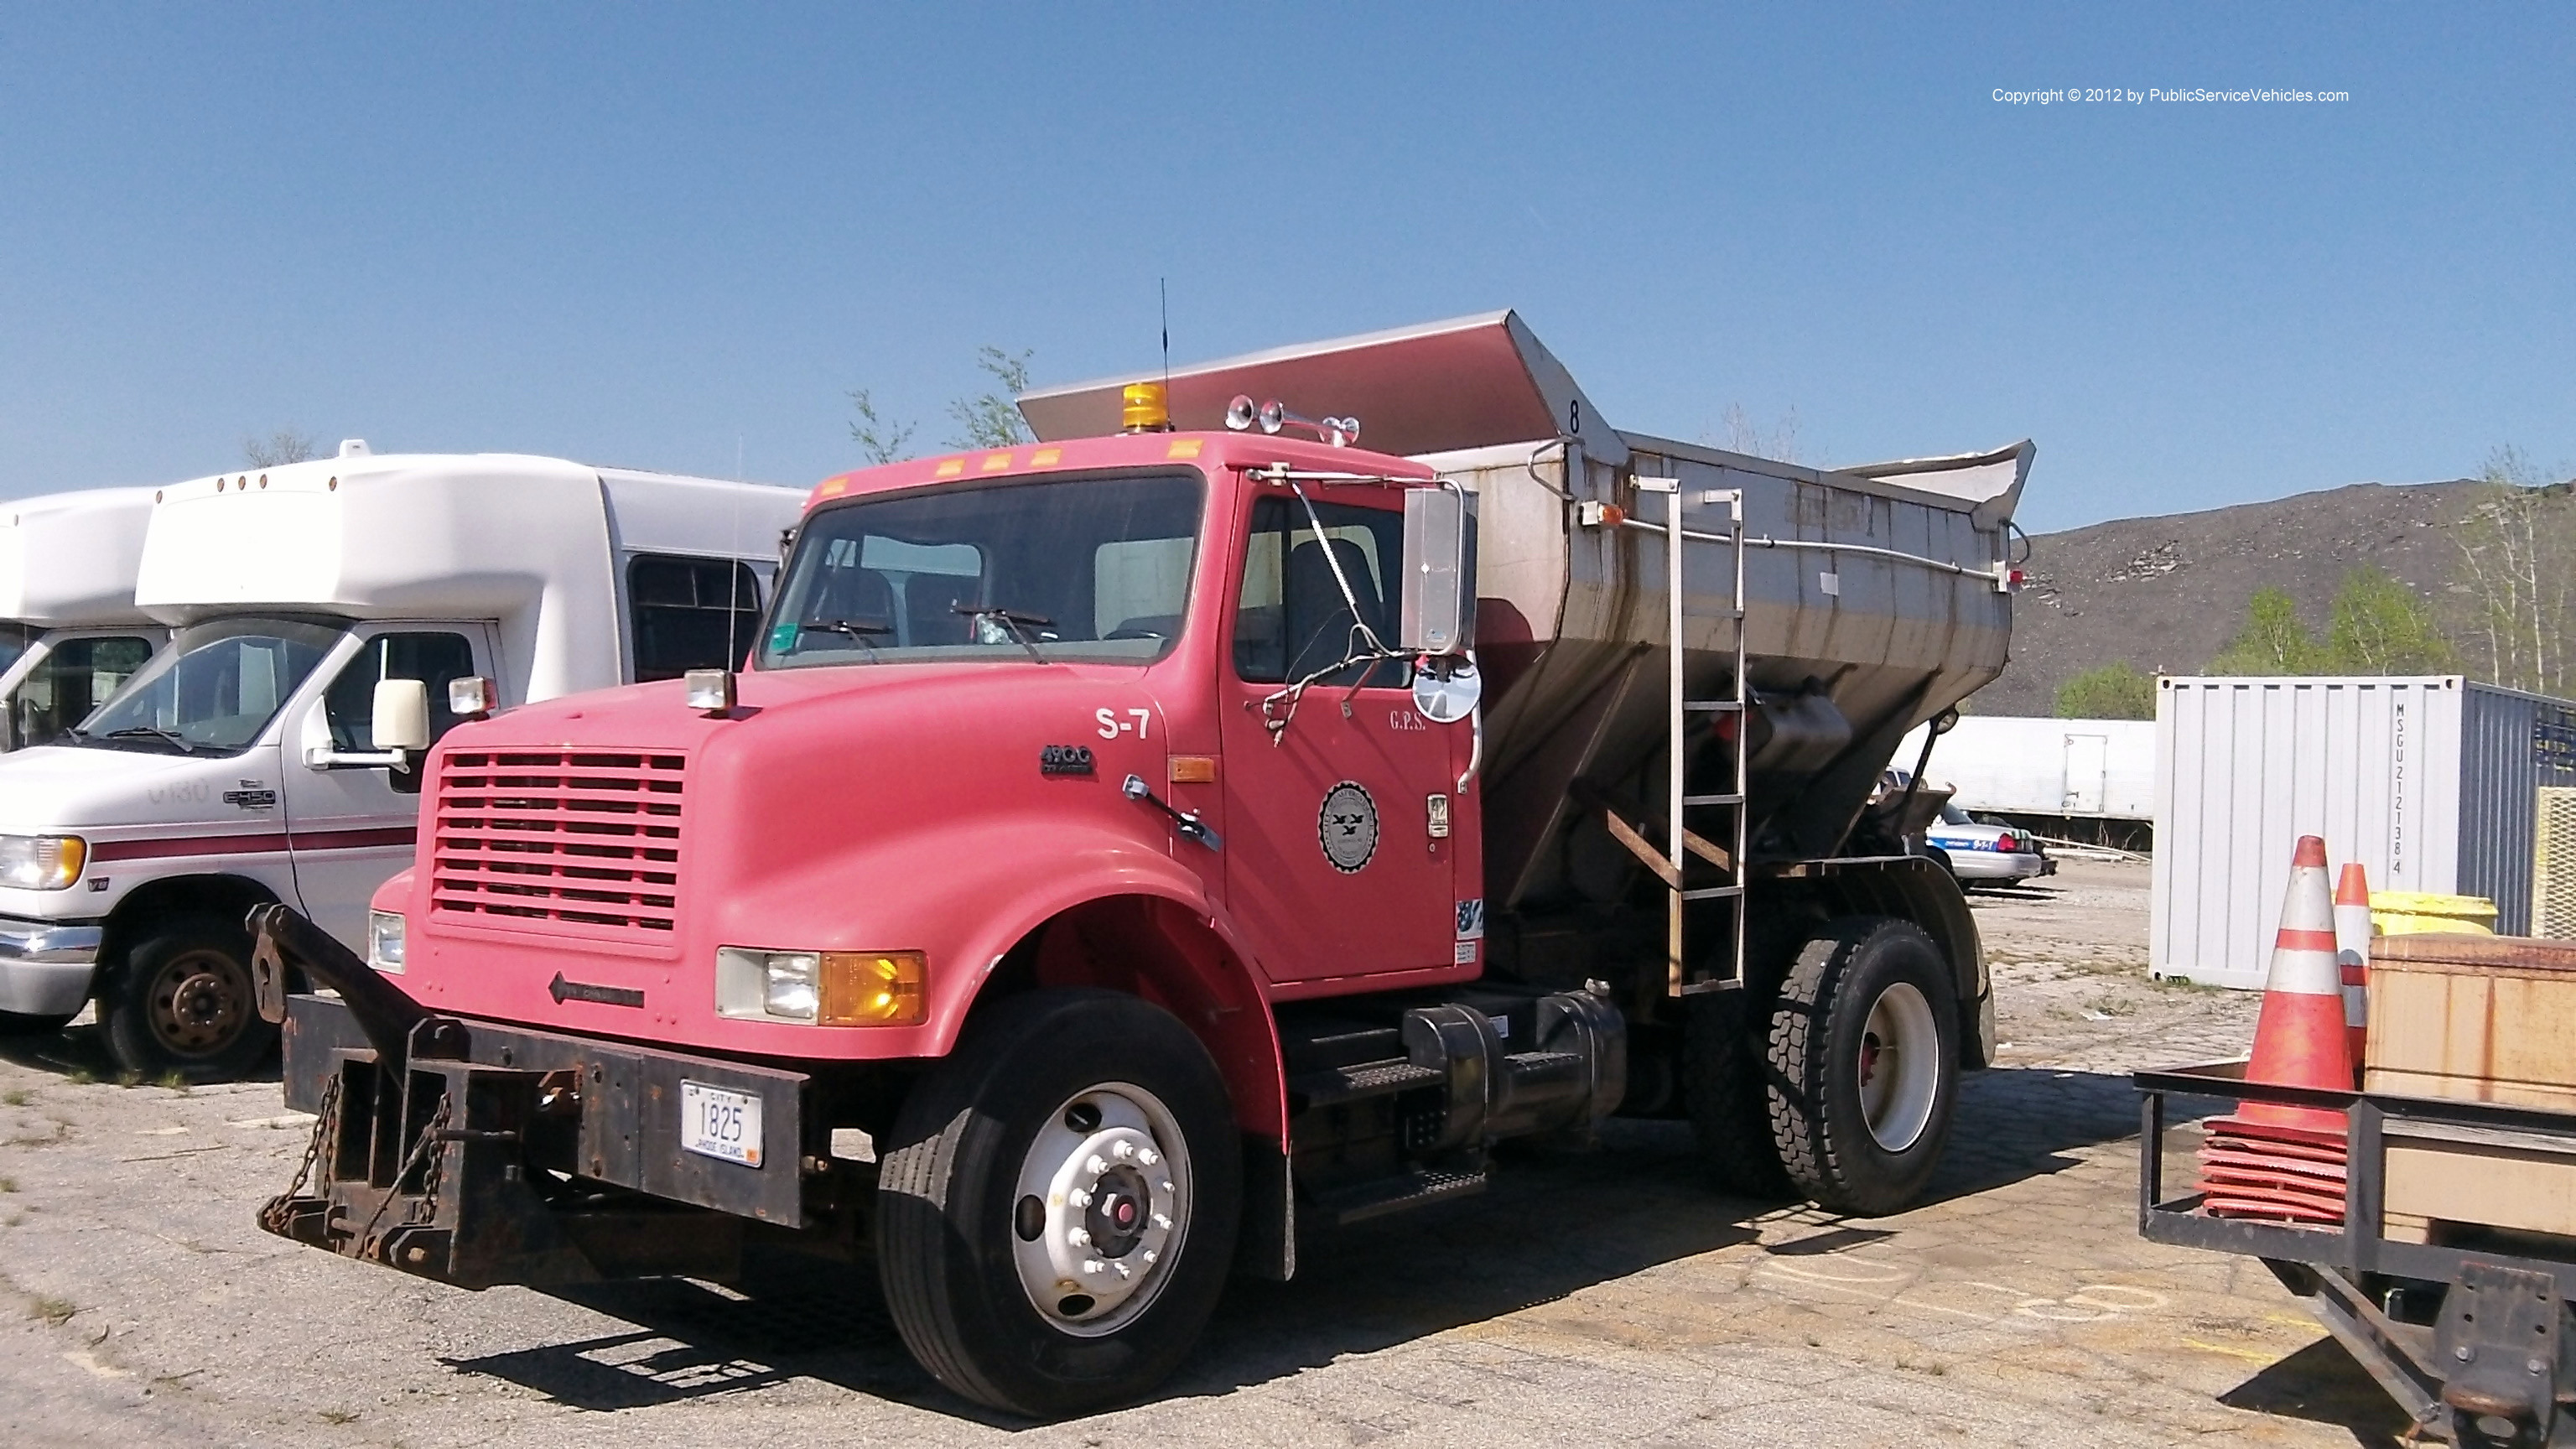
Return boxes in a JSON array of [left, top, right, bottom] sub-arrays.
[[1010, 1082, 1192, 1337], [1857, 982, 1940, 1153], [146, 948, 249, 1057]]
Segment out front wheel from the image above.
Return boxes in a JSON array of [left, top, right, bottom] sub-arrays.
[[102, 914, 277, 1082], [877, 989, 1241, 1418], [1765, 917, 1961, 1216]]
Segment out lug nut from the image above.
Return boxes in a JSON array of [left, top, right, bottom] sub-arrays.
[[1160, 1180, 1175, 1193], [1136, 1148, 1161, 1166], [1067, 1188, 1092, 1208], [1112, 1140, 1136, 1161], [1087, 1155, 1108, 1176], [1082, 1259, 1105, 1275], [1141, 1249, 1158, 1265], [1113, 1262, 1131, 1280], [1067, 1228, 1092, 1248]]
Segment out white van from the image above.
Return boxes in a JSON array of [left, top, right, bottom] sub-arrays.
[[0, 488, 169, 752], [0, 446, 802, 1077]]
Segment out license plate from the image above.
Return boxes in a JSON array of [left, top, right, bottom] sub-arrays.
[[679, 1081, 763, 1167]]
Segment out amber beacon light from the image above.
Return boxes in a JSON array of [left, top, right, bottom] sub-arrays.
[[1121, 382, 1172, 433]]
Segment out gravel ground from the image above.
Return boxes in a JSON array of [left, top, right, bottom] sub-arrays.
[[0, 859, 2412, 1447]]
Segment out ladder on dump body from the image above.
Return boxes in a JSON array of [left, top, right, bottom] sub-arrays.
[[1637, 477, 1748, 999]]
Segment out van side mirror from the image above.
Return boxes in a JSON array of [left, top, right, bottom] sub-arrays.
[[372, 679, 431, 752], [1400, 486, 1475, 655]]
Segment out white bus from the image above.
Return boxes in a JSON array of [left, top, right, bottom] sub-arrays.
[[0, 488, 168, 753], [0, 445, 802, 1077]]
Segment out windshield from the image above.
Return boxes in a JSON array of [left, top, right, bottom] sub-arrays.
[[1939, 803, 1972, 825], [760, 470, 1202, 670], [73, 615, 345, 755], [0, 623, 34, 674]]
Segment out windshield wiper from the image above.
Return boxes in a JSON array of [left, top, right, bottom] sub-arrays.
[[954, 605, 1054, 663], [802, 618, 893, 657], [86, 724, 197, 754]]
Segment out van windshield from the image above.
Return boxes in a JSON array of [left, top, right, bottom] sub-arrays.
[[71, 615, 345, 755], [760, 471, 1202, 670]]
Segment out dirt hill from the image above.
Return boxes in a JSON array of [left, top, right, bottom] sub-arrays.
[[1976, 480, 2486, 717]]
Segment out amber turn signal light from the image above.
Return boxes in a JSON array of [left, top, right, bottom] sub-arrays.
[[818, 951, 927, 1026]]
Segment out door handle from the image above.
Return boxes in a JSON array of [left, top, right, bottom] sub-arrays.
[[1122, 775, 1221, 851]]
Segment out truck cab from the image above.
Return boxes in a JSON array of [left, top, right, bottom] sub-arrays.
[[255, 314, 2031, 1418], [0, 487, 169, 753], [0, 448, 802, 1076]]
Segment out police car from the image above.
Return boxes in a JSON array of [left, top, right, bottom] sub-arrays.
[[1925, 801, 2054, 887]]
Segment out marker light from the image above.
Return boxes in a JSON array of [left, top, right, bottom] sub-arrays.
[[716, 948, 927, 1026], [0, 834, 87, 891], [684, 668, 736, 715], [449, 675, 496, 719], [1121, 382, 1171, 434]]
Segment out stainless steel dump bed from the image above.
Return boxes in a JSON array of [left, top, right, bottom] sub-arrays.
[[1022, 311, 2031, 909]]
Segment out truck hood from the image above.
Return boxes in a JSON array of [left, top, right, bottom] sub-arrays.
[[0, 741, 283, 834]]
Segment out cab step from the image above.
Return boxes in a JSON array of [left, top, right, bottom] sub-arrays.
[[1311, 1167, 1490, 1225], [1287, 1058, 1443, 1109]]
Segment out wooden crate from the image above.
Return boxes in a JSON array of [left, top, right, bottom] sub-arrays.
[[2368, 934, 2576, 1240], [2366, 933, 2576, 1111]]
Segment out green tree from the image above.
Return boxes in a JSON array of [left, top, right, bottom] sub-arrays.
[[2208, 586, 2326, 674], [2324, 566, 2454, 674], [2054, 662, 2157, 719], [946, 345, 1033, 449], [2449, 444, 2575, 695], [846, 388, 917, 465]]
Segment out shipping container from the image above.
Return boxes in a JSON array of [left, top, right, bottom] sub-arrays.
[[1899, 715, 2155, 819], [2152, 675, 2576, 988]]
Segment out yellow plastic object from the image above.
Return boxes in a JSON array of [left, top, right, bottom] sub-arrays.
[[1121, 382, 1171, 433], [2370, 891, 2499, 937]]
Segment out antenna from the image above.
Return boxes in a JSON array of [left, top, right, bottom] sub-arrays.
[[1160, 278, 1170, 392]]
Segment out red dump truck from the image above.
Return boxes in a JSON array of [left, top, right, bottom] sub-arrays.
[[248, 313, 2034, 1415]]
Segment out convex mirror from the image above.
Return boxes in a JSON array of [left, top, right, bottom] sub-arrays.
[[1412, 657, 1482, 724]]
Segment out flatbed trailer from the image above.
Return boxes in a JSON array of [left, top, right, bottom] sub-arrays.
[[2137, 1062, 2576, 1446]]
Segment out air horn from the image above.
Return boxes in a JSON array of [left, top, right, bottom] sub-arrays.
[[1225, 394, 1361, 449]]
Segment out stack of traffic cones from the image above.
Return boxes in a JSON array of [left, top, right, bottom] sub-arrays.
[[2199, 836, 2355, 1223]]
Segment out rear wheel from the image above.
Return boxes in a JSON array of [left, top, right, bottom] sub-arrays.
[[878, 989, 1240, 1418], [103, 914, 275, 1082], [1764, 917, 1960, 1215]]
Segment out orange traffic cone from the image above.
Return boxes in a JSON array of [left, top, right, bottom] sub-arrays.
[[2333, 862, 2373, 1081], [2200, 835, 2355, 1223]]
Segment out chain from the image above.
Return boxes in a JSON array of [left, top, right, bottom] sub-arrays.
[[356, 1093, 451, 1260], [256, 1074, 343, 1236]]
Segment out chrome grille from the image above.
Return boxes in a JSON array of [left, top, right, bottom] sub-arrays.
[[430, 749, 687, 942]]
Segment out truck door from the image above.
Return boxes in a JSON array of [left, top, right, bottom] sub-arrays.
[[1218, 491, 1460, 985], [280, 625, 494, 947], [2062, 733, 2107, 815]]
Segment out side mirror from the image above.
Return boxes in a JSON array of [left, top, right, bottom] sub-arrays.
[[1400, 486, 1476, 655], [371, 678, 432, 753]]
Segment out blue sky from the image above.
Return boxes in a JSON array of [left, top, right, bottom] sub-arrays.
[[1, 5, 2567, 531]]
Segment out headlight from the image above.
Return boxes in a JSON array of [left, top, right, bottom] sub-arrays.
[[0, 835, 86, 891], [716, 948, 926, 1026], [367, 910, 407, 974]]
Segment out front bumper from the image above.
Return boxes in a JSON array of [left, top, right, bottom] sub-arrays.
[[265, 992, 816, 1288], [0, 917, 101, 1016]]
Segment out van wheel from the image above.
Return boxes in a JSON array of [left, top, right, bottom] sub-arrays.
[[877, 989, 1240, 1418], [1765, 918, 1960, 1216], [103, 914, 276, 1083]]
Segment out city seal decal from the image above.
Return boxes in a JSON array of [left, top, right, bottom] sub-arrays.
[[1317, 781, 1379, 874]]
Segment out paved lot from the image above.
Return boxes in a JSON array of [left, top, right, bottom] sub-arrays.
[[1, 859, 2411, 1446]]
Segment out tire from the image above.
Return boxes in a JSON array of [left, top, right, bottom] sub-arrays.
[[878, 989, 1241, 1418], [102, 913, 276, 1083], [1764, 917, 1961, 1216], [0, 1010, 75, 1036], [1684, 983, 1794, 1200]]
